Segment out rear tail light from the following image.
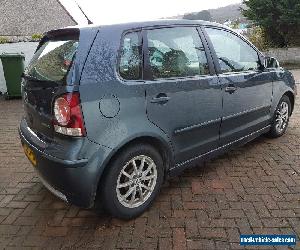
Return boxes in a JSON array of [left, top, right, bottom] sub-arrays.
[[53, 93, 86, 137]]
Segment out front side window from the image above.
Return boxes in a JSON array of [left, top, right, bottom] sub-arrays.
[[205, 28, 260, 73], [119, 32, 142, 80], [147, 27, 209, 79]]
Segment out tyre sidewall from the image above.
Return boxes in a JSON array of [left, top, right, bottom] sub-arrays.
[[102, 144, 164, 219], [269, 95, 291, 137]]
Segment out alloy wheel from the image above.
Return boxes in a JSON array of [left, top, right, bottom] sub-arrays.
[[275, 101, 289, 134], [116, 155, 157, 208]]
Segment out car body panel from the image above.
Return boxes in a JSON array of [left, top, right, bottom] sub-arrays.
[[79, 27, 174, 154], [218, 71, 273, 145], [19, 19, 297, 208], [19, 118, 112, 208], [145, 76, 222, 164]]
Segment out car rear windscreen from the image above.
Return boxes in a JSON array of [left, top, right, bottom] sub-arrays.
[[26, 40, 79, 82]]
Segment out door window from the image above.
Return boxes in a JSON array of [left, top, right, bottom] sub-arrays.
[[119, 32, 142, 80], [147, 27, 209, 79], [205, 28, 260, 73]]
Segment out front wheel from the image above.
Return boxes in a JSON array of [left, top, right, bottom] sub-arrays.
[[267, 95, 291, 138], [100, 143, 164, 219]]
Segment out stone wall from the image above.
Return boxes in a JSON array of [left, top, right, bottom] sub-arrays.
[[263, 47, 300, 64]]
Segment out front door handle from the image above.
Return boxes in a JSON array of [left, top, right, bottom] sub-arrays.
[[225, 85, 237, 94], [151, 93, 170, 104]]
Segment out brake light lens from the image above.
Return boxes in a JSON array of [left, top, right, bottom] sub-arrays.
[[54, 97, 70, 125], [53, 93, 86, 137]]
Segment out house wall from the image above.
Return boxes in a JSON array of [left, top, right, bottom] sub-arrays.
[[0, 42, 38, 94]]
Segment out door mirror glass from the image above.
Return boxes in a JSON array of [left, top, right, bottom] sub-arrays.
[[264, 57, 280, 69]]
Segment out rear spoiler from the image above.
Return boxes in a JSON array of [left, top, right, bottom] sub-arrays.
[[36, 28, 80, 52]]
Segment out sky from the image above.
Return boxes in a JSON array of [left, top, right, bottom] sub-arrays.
[[59, 0, 242, 25]]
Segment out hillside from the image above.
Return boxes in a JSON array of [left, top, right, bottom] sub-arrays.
[[209, 3, 246, 23], [167, 3, 247, 23]]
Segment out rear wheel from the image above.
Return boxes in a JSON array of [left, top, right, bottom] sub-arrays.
[[267, 95, 291, 138], [101, 143, 164, 219]]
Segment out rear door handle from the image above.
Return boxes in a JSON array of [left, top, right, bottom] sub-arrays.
[[225, 85, 237, 94], [151, 93, 170, 104]]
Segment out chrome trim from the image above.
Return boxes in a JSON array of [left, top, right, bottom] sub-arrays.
[[37, 172, 68, 202], [174, 118, 221, 135], [27, 126, 46, 145], [172, 125, 271, 169], [222, 105, 271, 121]]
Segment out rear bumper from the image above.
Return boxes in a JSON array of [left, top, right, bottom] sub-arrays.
[[38, 173, 68, 202], [19, 118, 112, 208]]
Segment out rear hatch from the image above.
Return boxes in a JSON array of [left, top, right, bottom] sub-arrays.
[[22, 29, 79, 140]]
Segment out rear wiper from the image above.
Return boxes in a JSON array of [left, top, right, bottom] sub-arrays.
[[21, 73, 61, 87], [22, 73, 52, 83], [22, 73, 41, 81]]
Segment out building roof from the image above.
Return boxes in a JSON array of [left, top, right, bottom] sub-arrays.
[[0, 0, 77, 36]]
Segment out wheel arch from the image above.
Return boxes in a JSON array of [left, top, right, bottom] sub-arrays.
[[93, 133, 174, 205], [105, 134, 173, 175], [284, 91, 295, 115]]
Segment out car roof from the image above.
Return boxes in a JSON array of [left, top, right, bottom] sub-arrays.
[[104, 19, 224, 29], [63, 19, 226, 33]]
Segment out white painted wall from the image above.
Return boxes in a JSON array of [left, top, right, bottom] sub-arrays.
[[0, 42, 38, 94]]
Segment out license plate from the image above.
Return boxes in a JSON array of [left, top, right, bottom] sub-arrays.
[[23, 144, 37, 166]]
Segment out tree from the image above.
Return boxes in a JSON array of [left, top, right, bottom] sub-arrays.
[[183, 10, 212, 21], [242, 0, 300, 47]]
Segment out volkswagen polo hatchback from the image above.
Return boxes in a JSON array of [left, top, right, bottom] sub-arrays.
[[19, 20, 297, 219]]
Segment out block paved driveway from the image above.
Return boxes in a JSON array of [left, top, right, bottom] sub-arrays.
[[0, 95, 299, 249]]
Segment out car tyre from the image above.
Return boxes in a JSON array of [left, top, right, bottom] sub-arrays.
[[101, 143, 164, 219], [267, 95, 291, 138]]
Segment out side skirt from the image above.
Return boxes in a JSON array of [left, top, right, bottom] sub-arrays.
[[169, 125, 271, 177]]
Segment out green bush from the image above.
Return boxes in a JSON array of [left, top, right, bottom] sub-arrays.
[[31, 34, 43, 41], [246, 26, 268, 51], [242, 0, 300, 47], [0, 36, 9, 44]]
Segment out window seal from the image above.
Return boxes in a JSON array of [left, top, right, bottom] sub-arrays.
[[143, 25, 213, 81], [116, 29, 143, 82], [202, 26, 265, 75]]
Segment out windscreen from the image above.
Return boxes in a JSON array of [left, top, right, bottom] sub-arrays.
[[25, 40, 79, 82]]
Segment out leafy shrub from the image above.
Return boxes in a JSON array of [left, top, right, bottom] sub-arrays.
[[242, 0, 300, 47], [31, 34, 43, 41], [0, 36, 9, 44], [246, 26, 268, 51]]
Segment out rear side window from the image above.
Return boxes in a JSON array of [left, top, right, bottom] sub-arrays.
[[119, 32, 142, 80], [147, 27, 209, 79], [26, 40, 78, 82]]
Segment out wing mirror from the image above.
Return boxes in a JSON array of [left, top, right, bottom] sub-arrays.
[[264, 57, 280, 69]]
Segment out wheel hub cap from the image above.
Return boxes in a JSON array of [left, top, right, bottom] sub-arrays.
[[275, 101, 289, 133], [116, 155, 158, 208]]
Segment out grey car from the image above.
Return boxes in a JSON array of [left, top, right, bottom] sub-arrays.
[[19, 20, 297, 219]]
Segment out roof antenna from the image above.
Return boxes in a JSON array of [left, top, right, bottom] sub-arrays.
[[74, 0, 93, 24]]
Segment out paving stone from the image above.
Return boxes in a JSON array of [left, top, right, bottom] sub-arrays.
[[0, 93, 299, 248]]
